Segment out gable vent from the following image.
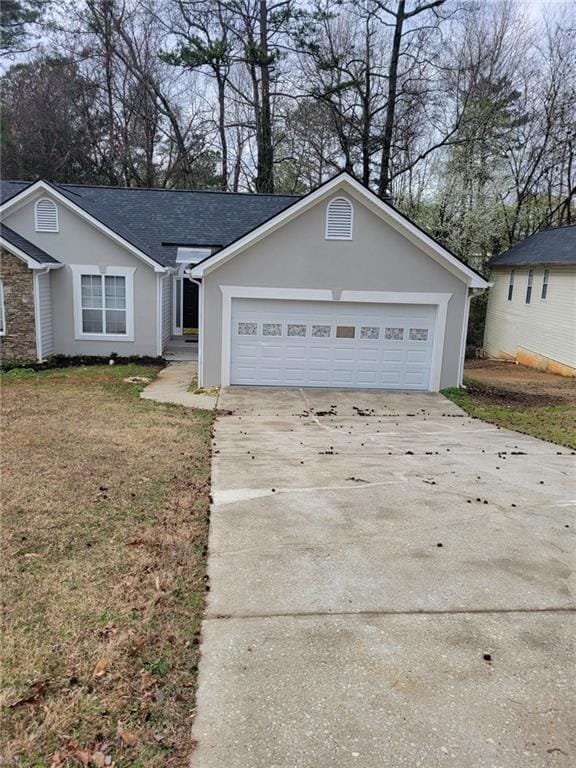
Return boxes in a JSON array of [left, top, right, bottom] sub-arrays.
[[35, 199, 59, 233], [325, 197, 353, 240]]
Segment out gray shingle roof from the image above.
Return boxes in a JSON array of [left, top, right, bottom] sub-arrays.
[[0, 222, 60, 264], [489, 225, 576, 267], [1, 180, 298, 268]]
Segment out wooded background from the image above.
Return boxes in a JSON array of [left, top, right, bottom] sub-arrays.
[[1, 0, 575, 267]]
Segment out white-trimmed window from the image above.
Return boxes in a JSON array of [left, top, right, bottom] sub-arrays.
[[35, 198, 59, 232], [0, 280, 5, 335], [71, 265, 135, 340], [525, 269, 534, 304], [541, 268, 550, 299], [507, 269, 515, 301], [325, 197, 353, 240]]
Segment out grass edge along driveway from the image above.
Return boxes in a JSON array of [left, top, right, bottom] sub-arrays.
[[442, 375, 575, 450], [1, 364, 213, 768]]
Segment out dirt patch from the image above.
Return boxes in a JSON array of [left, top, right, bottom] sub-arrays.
[[466, 382, 568, 408], [1, 365, 213, 767], [465, 360, 576, 403]]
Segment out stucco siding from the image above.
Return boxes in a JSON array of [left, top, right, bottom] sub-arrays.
[[201, 193, 468, 388], [484, 266, 576, 369], [35, 271, 53, 358], [4, 190, 159, 356]]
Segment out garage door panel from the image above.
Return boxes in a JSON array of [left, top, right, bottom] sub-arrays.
[[405, 371, 428, 386], [332, 369, 354, 384], [230, 299, 436, 390], [381, 371, 403, 386], [261, 345, 283, 358], [358, 348, 380, 363], [381, 349, 404, 363], [406, 349, 430, 364]]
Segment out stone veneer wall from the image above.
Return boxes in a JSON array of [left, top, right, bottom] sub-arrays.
[[0, 248, 37, 361]]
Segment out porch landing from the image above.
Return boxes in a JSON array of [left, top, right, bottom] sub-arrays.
[[164, 335, 199, 362]]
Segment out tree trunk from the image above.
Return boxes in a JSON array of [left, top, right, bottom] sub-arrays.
[[216, 72, 228, 190], [378, 0, 405, 198], [257, 0, 274, 192]]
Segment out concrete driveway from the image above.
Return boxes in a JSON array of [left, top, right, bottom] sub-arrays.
[[192, 388, 575, 768]]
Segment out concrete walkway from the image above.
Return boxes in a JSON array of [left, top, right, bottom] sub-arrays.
[[192, 388, 575, 768], [140, 361, 218, 410]]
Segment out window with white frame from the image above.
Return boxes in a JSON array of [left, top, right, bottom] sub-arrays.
[[72, 266, 135, 340], [325, 197, 353, 240], [541, 269, 550, 299], [525, 269, 534, 304], [0, 280, 5, 335], [507, 269, 515, 301], [35, 198, 59, 232]]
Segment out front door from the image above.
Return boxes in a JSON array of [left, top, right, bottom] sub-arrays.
[[183, 279, 199, 330]]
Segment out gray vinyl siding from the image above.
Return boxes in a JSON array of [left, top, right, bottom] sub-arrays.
[[4, 190, 160, 356], [201, 190, 468, 388], [161, 274, 172, 350], [36, 271, 53, 358]]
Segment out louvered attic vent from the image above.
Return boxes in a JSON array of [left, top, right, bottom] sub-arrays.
[[35, 199, 59, 232], [325, 197, 353, 240]]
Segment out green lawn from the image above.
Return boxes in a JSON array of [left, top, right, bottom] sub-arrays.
[[443, 380, 576, 450], [1, 364, 213, 767]]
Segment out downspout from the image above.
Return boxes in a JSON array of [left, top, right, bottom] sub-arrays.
[[458, 285, 491, 388]]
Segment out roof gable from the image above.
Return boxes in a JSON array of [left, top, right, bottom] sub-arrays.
[[1, 181, 167, 271], [191, 173, 488, 288], [0, 180, 297, 269]]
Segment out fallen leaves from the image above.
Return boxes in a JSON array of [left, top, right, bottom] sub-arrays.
[[92, 656, 109, 679], [119, 729, 139, 747], [8, 679, 49, 708], [97, 622, 118, 642], [51, 743, 116, 768]]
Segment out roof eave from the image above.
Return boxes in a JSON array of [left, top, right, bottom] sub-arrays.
[[0, 179, 167, 272], [0, 236, 63, 269]]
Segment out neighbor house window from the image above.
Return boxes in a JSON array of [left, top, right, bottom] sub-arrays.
[[325, 197, 353, 240], [35, 198, 59, 232], [71, 265, 135, 340], [541, 269, 550, 299], [0, 281, 5, 335], [507, 270, 515, 301], [525, 269, 534, 304]]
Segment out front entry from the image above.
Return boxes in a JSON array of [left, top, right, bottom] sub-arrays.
[[183, 279, 199, 329], [173, 276, 200, 334]]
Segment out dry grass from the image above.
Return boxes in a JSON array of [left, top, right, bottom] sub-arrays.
[[0, 365, 213, 767]]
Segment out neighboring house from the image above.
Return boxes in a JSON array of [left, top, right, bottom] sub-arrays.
[[484, 225, 576, 376], [0, 173, 488, 391]]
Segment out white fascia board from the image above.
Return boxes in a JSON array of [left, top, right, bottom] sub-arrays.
[[190, 172, 489, 289], [0, 237, 63, 270], [0, 180, 166, 273]]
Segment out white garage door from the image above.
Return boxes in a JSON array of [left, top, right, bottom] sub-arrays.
[[230, 299, 436, 390]]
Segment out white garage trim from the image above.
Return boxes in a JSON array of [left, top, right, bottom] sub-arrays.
[[218, 286, 452, 390]]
